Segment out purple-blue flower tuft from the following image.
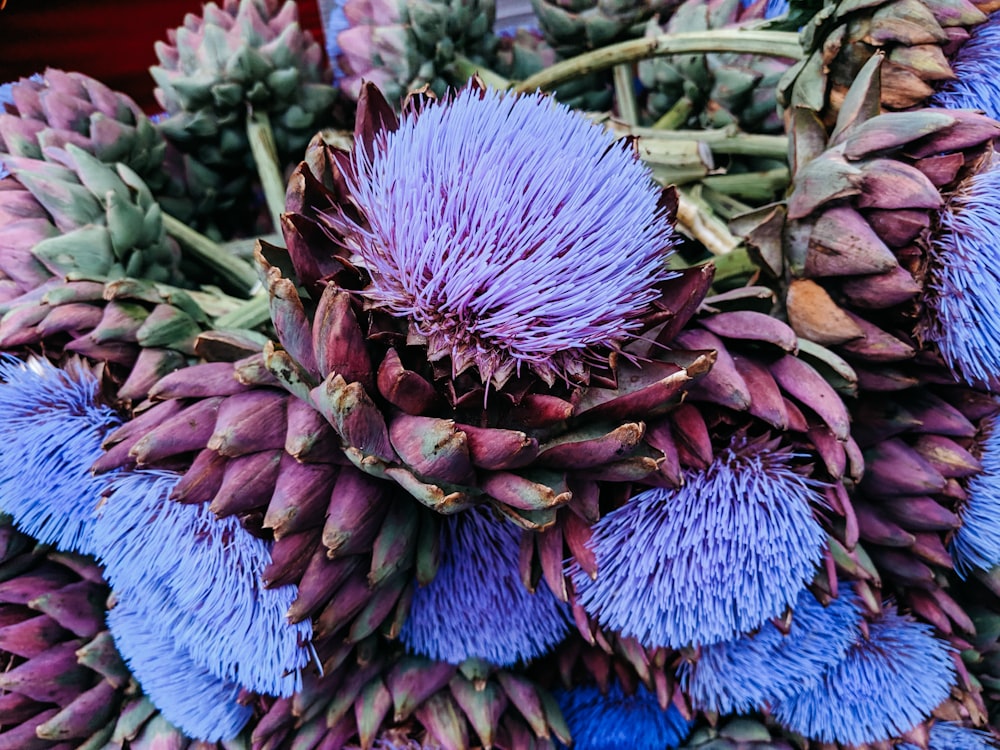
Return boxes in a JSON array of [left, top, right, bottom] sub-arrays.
[[952, 413, 1000, 575], [334, 86, 676, 388], [771, 606, 955, 746], [554, 679, 692, 750], [400, 505, 571, 666], [107, 598, 253, 742], [0, 355, 119, 554], [922, 156, 1000, 390], [900, 721, 998, 750], [678, 586, 861, 714], [571, 438, 826, 648], [94, 469, 312, 698], [931, 12, 1000, 118]]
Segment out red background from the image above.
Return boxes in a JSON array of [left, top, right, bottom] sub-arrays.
[[0, 0, 326, 111]]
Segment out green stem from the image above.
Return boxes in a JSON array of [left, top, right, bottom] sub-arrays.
[[246, 110, 287, 234], [606, 121, 789, 160], [612, 64, 639, 126], [711, 245, 761, 283], [214, 291, 272, 330], [514, 30, 803, 93], [652, 97, 693, 130], [677, 190, 741, 256], [162, 213, 259, 296], [450, 56, 512, 90], [702, 168, 790, 201]]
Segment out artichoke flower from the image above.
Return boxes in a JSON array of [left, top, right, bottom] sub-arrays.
[[332, 0, 499, 103]]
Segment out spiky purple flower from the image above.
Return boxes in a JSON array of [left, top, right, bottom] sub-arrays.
[[931, 12, 1000, 118], [678, 586, 861, 714], [400, 505, 571, 666], [94, 469, 312, 698], [921, 156, 1000, 390], [334, 86, 676, 388], [554, 680, 692, 750], [0, 355, 119, 554], [572, 438, 826, 648], [900, 721, 998, 750], [952, 413, 1000, 575], [107, 598, 252, 742], [771, 606, 955, 746]]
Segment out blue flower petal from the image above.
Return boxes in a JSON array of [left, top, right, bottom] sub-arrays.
[[900, 721, 998, 750], [400, 505, 571, 666], [952, 413, 1000, 575], [554, 680, 692, 750], [572, 440, 826, 648], [107, 598, 252, 742], [923, 158, 1000, 389], [0, 356, 119, 554], [772, 607, 955, 746], [94, 469, 312, 697], [932, 12, 1000, 119], [678, 586, 861, 714]]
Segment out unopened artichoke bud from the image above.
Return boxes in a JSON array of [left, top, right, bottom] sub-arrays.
[[681, 720, 799, 749], [0, 520, 132, 750], [1, 146, 182, 285], [152, 0, 337, 173], [531, 0, 679, 58], [639, 0, 792, 132], [332, 0, 499, 103], [0, 69, 168, 196]]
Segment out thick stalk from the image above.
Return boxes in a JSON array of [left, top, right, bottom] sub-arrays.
[[603, 120, 789, 160], [652, 97, 693, 130], [676, 190, 741, 256], [450, 56, 512, 90], [515, 30, 803, 93], [702, 167, 790, 201], [214, 292, 272, 330], [246, 110, 287, 233], [613, 64, 639, 125], [162, 213, 260, 296]]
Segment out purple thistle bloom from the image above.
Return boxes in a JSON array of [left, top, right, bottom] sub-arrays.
[[0, 355, 119, 554], [678, 586, 861, 714], [900, 721, 999, 750], [931, 12, 1000, 118], [922, 156, 1000, 390], [319, 0, 350, 76], [94, 469, 312, 697], [338, 86, 676, 388], [771, 606, 955, 746], [952, 413, 1000, 575], [553, 680, 692, 750], [571, 439, 826, 648], [763, 0, 789, 17], [107, 598, 252, 742], [399, 505, 571, 666]]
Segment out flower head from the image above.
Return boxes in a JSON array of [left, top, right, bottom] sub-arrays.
[[0, 355, 119, 554], [94, 469, 312, 697], [331, 86, 676, 388], [678, 586, 861, 714], [771, 606, 955, 746], [572, 438, 826, 648], [922, 156, 1000, 390], [952, 413, 1000, 575], [900, 721, 998, 750], [107, 598, 252, 742], [931, 12, 1000, 118], [554, 680, 692, 750], [400, 505, 571, 666]]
